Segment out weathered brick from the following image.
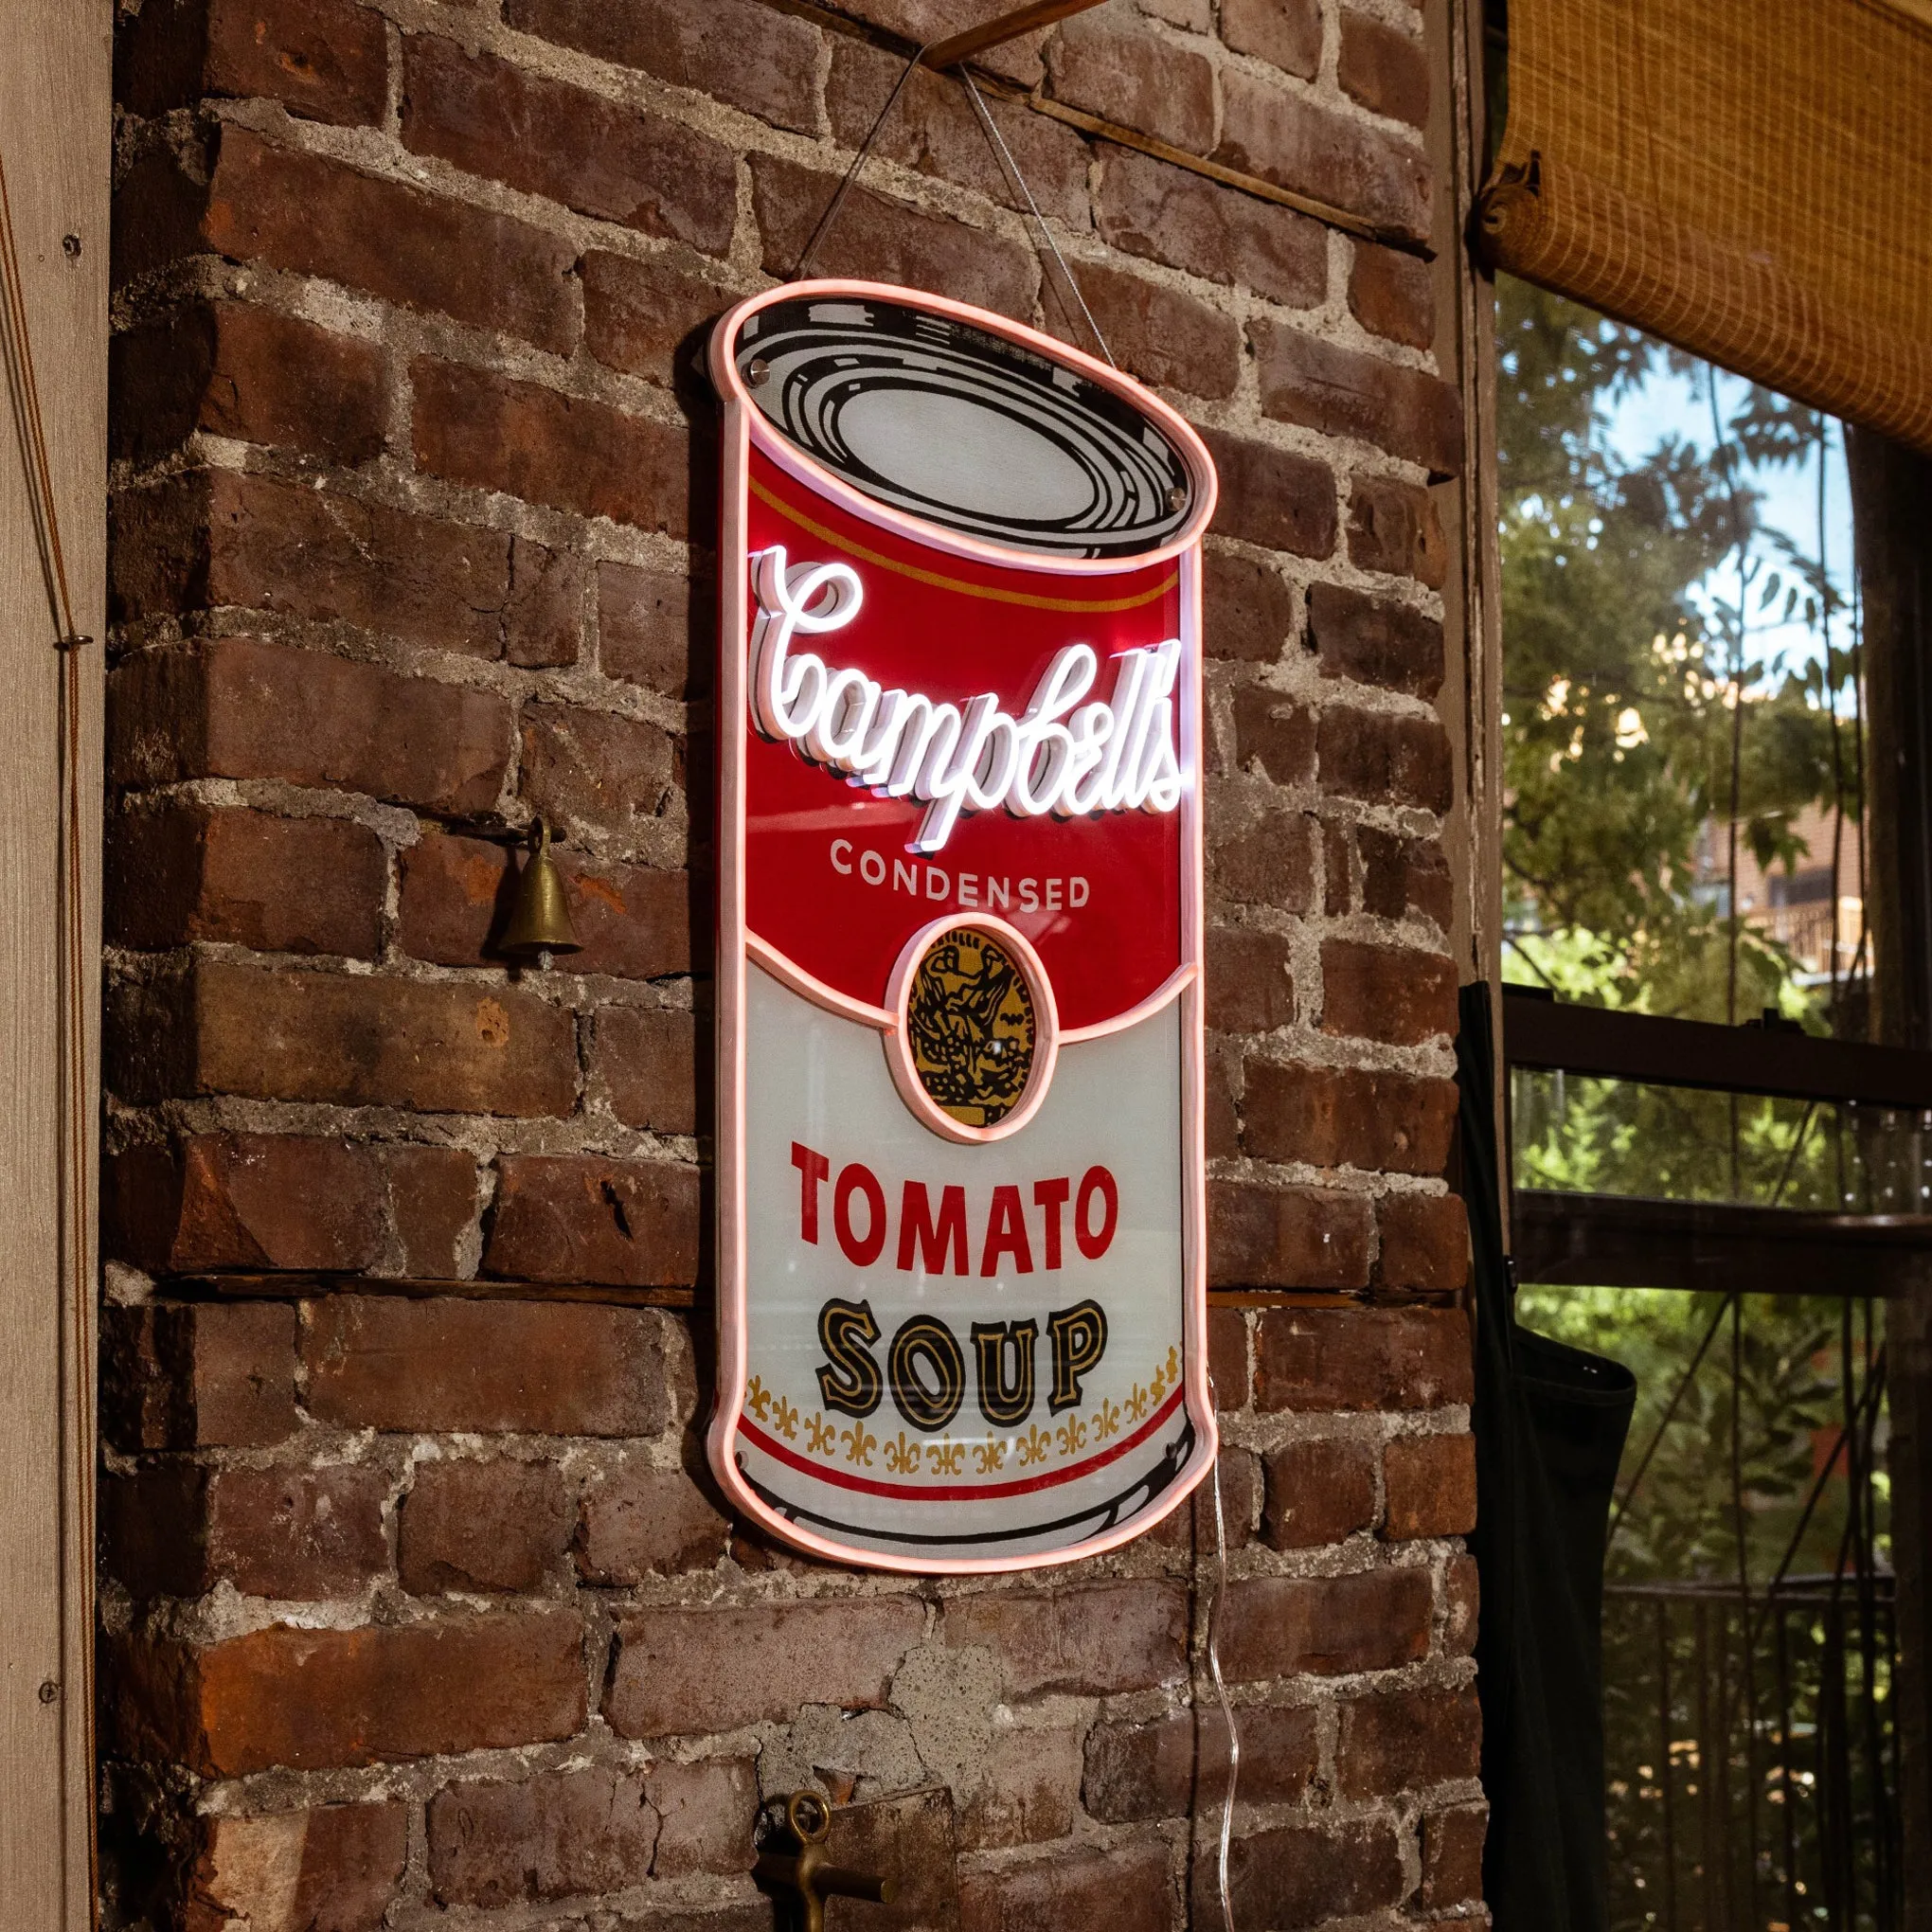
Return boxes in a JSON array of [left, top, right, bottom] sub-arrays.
[[519, 702, 677, 852], [182, 1610, 586, 1773], [1255, 1305, 1472, 1411], [398, 832, 692, 981], [961, 1840, 1173, 1932], [1214, 1819, 1405, 1927], [109, 635, 512, 814], [1083, 1702, 1315, 1822], [101, 1300, 297, 1452], [1422, 1803, 1489, 1906], [1098, 144, 1323, 311], [599, 559, 707, 699], [507, 0, 822, 134], [385, 1144, 481, 1278], [582, 252, 736, 387], [1324, 814, 1354, 914], [1053, 259, 1241, 400], [1338, 1684, 1480, 1796], [188, 961, 576, 1117], [1348, 471, 1449, 587], [1219, 0, 1321, 79], [944, 1582, 1188, 1696], [1231, 686, 1315, 785], [485, 1154, 702, 1288], [1142, 0, 1210, 27], [1208, 1304, 1251, 1408], [402, 33, 735, 254], [1208, 1179, 1373, 1290], [108, 803, 384, 960], [1046, 10, 1213, 152], [810, 0, 1048, 86], [413, 358, 689, 538], [1261, 1436, 1378, 1548], [1197, 426, 1336, 558], [304, 1295, 688, 1436], [1308, 581, 1445, 699], [401, 1458, 571, 1594], [1208, 799, 1315, 909], [576, 1460, 730, 1582], [1221, 1566, 1433, 1681], [1204, 924, 1295, 1032], [605, 1599, 925, 1738], [182, 1805, 406, 1932], [959, 1728, 1082, 1850], [111, 302, 385, 466], [1243, 1062, 1458, 1174], [1379, 1190, 1470, 1293], [1351, 241, 1436, 349], [594, 1007, 697, 1135], [1445, 1549, 1479, 1654], [751, 155, 1038, 322], [1321, 937, 1458, 1045], [648, 1757, 760, 1876], [431, 1766, 657, 1906], [119, 0, 388, 122], [1340, 9, 1431, 128], [1360, 823, 1454, 927], [1219, 73, 1430, 242], [210, 1464, 391, 1599], [506, 539, 587, 668], [1204, 547, 1297, 663], [1206, 1041, 1242, 1159], [1252, 317, 1463, 474], [201, 126, 579, 353], [1384, 1430, 1477, 1539]]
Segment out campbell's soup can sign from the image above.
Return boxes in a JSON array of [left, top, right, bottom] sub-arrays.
[[708, 281, 1219, 1572]]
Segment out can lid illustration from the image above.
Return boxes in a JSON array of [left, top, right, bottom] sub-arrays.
[[709, 280, 1218, 1574]]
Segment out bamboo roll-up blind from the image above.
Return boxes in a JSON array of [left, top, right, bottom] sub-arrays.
[[1477, 0, 1932, 454]]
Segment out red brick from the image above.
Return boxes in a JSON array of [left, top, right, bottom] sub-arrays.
[[412, 358, 689, 538], [520, 702, 677, 852], [101, 1301, 297, 1451], [1205, 1042, 1242, 1159], [1099, 144, 1325, 310], [102, 1465, 210, 1599], [211, 1464, 391, 1599], [1208, 1179, 1373, 1289], [402, 34, 735, 253], [183, 1804, 406, 1932], [1349, 471, 1449, 587], [202, 127, 579, 353], [111, 302, 385, 466], [507, 0, 821, 134], [1445, 1549, 1479, 1654], [1340, 10, 1431, 128], [1205, 547, 1298, 663], [582, 252, 735, 387], [113, 142, 214, 290], [401, 1458, 570, 1593], [1082, 1702, 1315, 1822], [811, 0, 1049, 85], [118, 0, 387, 123], [1217, 71, 1431, 244], [1255, 1305, 1472, 1410], [1351, 241, 1436, 349], [109, 636, 512, 814], [188, 961, 577, 1117], [506, 539, 587, 668], [958, 1728, 1082, 1849], [1338, 1684, 1479, 1796], [1379, 1190, 1471, 1293], [1231, 686, 1315, 785], [384, 1144, 482, 1277], [1046, 10, 1213, 152], [485, 1154, 702, 1288], [398, 832, 692, 981], [649, 1757, 760, 1876], [1219, 0, 1321, 79], [1243, 1062, 1458, 1174], [1321, 937, 1458, 1045], [1385, 1431, 1477, 1539], [1360, 824, 1454, 927], [1324, 813, 1353, 914], [830, 38, 1088, 224], [604, 1599, 925, 1737], [1204, 924, 1296, 1032], [1221, 1565, 1432, 1680], [1422, 1804, 1489, 1906], [108, 804, 385, 960], [576, 1461, 729, 1582], [431, 1765, 656, 1906], [1309, 580, 1445, 699], [1208, 798, 1315, 909], [1214, 1819, 1405, 1927], [1262, 1436, 1378, 1548], [599, 560, 707, 699], [751, 155, 1038, 322], [1197, 426, 1336, 558], [594, 1007, 697, 1134], [1208, 1303, 1251, 1407], [1049, 259, 1241, 400], [945, 1582, 1188, 1697], [107, 1132, 387, 1274], [187, 1610, 586, 1774], [1252, 317, 1463, 474], [820, 1790, 960, 1924], [961, 1840, 1174, 1932], [303, 1295, 689, 1436]]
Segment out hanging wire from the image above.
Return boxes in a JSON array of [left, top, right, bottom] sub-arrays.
[[1202, 1371, 1240, 1932], [795, 44, 932, 281]]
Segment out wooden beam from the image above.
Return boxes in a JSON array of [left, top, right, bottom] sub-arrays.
[[920, 0, 1104, 69]]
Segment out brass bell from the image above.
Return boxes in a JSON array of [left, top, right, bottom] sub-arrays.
[[498, 817, 581, 965]]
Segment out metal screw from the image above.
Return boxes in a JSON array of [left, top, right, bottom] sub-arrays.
[[746, 356, 771, 387], [61, 234, 80, 260], [1167, 485, 1188, 512], [38, 1679, 59, 1705]]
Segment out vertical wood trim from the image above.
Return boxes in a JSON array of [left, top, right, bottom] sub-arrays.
[[0, 3, 108, 1927]]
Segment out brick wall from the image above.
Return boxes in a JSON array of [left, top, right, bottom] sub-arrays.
[[102, 0, 1478, 1924]]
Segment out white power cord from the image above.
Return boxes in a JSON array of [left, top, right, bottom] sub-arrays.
[[1205, 1371, 1240, 1932]]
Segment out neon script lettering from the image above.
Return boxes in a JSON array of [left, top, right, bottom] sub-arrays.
[[749, 545, 1186, 852]]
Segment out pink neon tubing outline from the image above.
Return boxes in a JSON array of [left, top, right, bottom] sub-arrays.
[[707, 277, 1220, 1576]]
